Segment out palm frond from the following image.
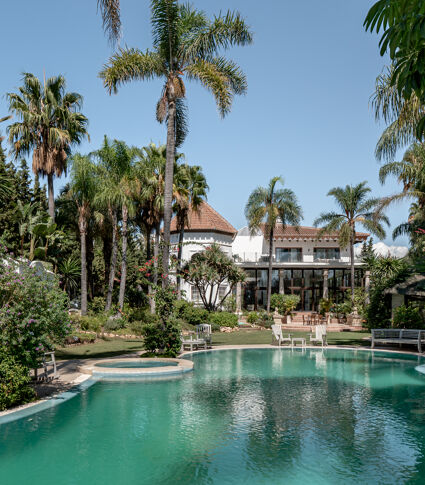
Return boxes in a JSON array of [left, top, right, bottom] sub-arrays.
[[151, 0, 180, 67], [98, 0, 121, 45], [174, 97, 188, 147]]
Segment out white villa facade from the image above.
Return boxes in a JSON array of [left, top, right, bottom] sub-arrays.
[[170, 202, 369, 312]]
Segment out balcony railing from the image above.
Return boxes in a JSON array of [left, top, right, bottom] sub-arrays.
[[233, 253, 361, 264]]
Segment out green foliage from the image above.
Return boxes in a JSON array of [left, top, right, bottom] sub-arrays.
[[182, 244, 245, 311], [257, 311, 274, 329], [270, 294, 300, 316], [393, 304, 425, 329], [103, 317, 126, 332], [208, 311, 238, 328], [73, 314, 107, 334], [180, 303, 209, 325], [88, 297, 107, 315], [141, 322, 181, 357], [319, 298, 333, 315], [246, 311, 259, 324], [0, 347, 36, 411], [154, 285, 178, 322], [223, 295, 236, 313], [0, 261, 71, 368]]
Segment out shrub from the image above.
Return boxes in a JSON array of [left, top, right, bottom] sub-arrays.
[[246, 311, 259, 324], [319, 298, 333, 315], [210, 323, 221, 332], [393, 305, 425, 329], [74, 314, 107, 333], [0, 348, 36, 411], [173, 299, 191, 319], [270, 294, 300, 316], [0, 262, 71, 369], [223, 295, 236, 313], [130, 320, 144, 336], [209, 311, 238, 328], [182, 305, 209, 325], [141, 322, 181, 357], [257, 311, 274, 328], [88, 296, 106, 314], [103, 317, 126, 332]]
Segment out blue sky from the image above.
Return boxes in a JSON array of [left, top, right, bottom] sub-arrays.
[[0, 0, 410, 245]]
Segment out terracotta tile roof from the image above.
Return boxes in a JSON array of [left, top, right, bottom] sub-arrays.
[[260, 224, 369, 242], [170, 201, 237, 235]]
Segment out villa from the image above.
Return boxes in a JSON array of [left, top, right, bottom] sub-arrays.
[[170, 202, 369, 312]]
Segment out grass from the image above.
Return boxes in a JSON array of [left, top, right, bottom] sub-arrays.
[[55, 330, 371, 361], [55, 338, 144, 360]]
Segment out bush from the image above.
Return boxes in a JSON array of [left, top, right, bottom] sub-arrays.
[[257, 311, 274, 328], [223, 295, 236, 313], [141, 322, 181, 357], [88, 296, 106, 314], [130, 320, 144, 336], [246, 311, 259, 324], [210, 323, 221, 332], [103, 317, 126, 332], [0, 262, 71, 369], [0, 348, 36, 411], [182, 305, 209, 325], [393, 305, 425, 329], [270, 294, 300, 316], [209, 311, 238, 328], [74, 314, 107, 333]]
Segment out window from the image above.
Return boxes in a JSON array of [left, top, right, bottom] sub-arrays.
[[275, 248, 302, 262], [218, 285, 227, 299], [313, 248, 340, 260], [191, 286, 201, 301]]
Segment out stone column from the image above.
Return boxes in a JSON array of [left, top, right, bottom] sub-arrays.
[[279, 270, 285, 295], [323, 269, 329, 299], [365, 270, 371, 305], [236, 281, 242, 314]]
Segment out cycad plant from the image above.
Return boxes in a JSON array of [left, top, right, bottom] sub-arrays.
[[7, 73, 88, 220], [100, 0, 252, 281], [69, 154, 98, 315], [314, 182, 389, 305], [245, 177, 302, 313]]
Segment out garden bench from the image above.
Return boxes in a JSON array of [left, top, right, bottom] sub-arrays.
[[371, 329, 425, 353], [180, 335, 207, 352], [196, 324, 212, 348]]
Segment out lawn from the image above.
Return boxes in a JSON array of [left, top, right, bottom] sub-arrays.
[[55, 330, 371, 360]]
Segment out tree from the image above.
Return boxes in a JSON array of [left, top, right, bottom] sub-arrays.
[[98, 0, 121, 44], [69, 154, 98, 315], [7, 73, 88, 220], [314, 182, 389, 306], [365, 0, 425, 138], [173, 163, 208, 296], [182, 244, 245, 311], [100, 0, 252, 282], [245, 176, 302, 313]]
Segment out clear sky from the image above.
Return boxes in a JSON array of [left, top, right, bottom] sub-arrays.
[[0, 0, 410, 245]]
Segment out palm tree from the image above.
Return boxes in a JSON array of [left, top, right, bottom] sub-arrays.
[[173, 163, 208, 296], [100, 0, 252, 282], [245, 177, 302, 313], [314, 182, 389, 305], [98, 0, 121, 44], [16, 200, 43, 256], [69, 154, 98, 316], [7, 73, 88, 220], [371, 65, 424, 162]]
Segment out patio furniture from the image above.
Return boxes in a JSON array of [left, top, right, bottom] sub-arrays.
[[271, 324, 291, 346], [309, 325, 327, 348], [371, 329, 425, 353], [196, 324, 212, 348], [291, 337, 306, 348], [180, 334, 207, 352], [34, 351, 56, 380]]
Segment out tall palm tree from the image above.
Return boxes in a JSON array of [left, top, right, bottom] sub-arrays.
[[100, 0, 252, 282], [245, 177, 302, 313], [371, 65, 424, 162], [314, 182, 389, 305], [98, 0, 121, 44], [69, 154, 98, 316], [7, 73, 88, 220], [173, 163, 208, 296]]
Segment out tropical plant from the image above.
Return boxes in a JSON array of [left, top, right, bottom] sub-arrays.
[[100, 0, 252, 280], [69, 154, 99, 315], [182, 243, 245, 311], [314, 182, 389, 306], [7, 73, 88, 220], [245, 176, 302, 312], [98, 0, 121, 44], [365, 0, 425, 138], [58, 256, 81, 298], [270, 294, 300, 316], [393, 304, 424, 329], [173, 163, 208, 295]]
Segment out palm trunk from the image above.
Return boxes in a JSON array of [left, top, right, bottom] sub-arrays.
[[266, 227, 274, 313], [350, 228, 355, 307], [102, 232, 112, 292], [105, 208, 118, 311], [162, 98, 176, 285], [118, 204, 128, 310], [154, 223, 160, 287], [47, 173, 55, 221], [86, 232, 94, 300], [79, 216, 88, 316], [176, 219, 185, 298], [145, 225, 152, 261]]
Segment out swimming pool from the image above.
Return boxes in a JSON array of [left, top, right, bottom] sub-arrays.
[[1, 348, 425, 484]]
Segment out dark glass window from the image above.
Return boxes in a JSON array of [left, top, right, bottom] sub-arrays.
[[304, 269, 313, 287], [293, 270, 303, 287], [314, 248, 340, 260], [275, 248, 302, 262]]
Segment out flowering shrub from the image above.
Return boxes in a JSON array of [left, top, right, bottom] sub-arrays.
[[141, 322, 181, 357], [0, 261, 71, 368]]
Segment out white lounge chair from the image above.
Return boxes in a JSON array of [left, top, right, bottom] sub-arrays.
[[196, 324, 212, 348], [309, 325, 327, 348], [271, 324, 291, 346]]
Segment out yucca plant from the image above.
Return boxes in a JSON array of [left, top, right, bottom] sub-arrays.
[[100, 0, 252, 281], [58, 257, 81, 299]]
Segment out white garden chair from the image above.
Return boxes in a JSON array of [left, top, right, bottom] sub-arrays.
[[196, 324, 212, 348], [309, 325, 327, 348], [271, 324, 291, 346]]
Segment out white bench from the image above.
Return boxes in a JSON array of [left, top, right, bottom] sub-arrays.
[[371, 329, 425, 353]]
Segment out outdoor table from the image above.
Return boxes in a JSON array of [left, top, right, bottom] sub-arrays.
[[291, 337, 306, 348]]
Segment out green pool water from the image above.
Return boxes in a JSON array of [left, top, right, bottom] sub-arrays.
[[95, 360, 178, 368], [1, 349, 425, 485]]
